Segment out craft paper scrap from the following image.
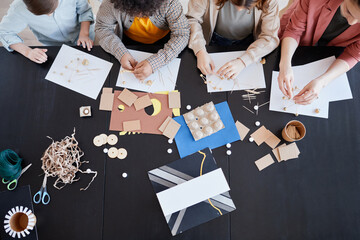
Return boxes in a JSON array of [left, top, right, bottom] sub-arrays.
[[250, 126, 272, 146], [174, 102, 240, 158], [235, 120, 250, 141], [278, 142, 300, 161], [148, 148, 236, 236], [45, 44, 113, 100], [163, 119, 181, 139], [206, 51, 266, 93], [264, 131, 281, 149], [272, 143, 286, 162], [255, 154, 275, 171], [116, 49, 181, 93]]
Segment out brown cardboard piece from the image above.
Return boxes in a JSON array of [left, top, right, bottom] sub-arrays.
[[264, 131, 281, 149], [123, 120, 141, 132], [235, 121, 250, 141], [117, 88, 138, 107], [159, 116, 172, 133], [134, 94, 152, 111], [99, 88, 114, 111], [168, 91, 181, 109], [278, 142, 300, 161], [255, 154, 275, 171], [250, 126, 272, 146], [272, 143, 287, 162], [162, 119, 181, 139], [109, 90, 173, 134]]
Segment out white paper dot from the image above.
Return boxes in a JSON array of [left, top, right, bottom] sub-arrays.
[[226, 150, 232, 155], [249, 137, 254, 142], [167, 148, 172, 154], [86, 169, 91, 173], [254, 105, 259, 110], [186, 105, 191, 110], [255, 121, 260, 126], [122, 172, 128, 178], [103, 148, 108, 153], [168, 139, 173, 144], [226, 143, 231, 148]]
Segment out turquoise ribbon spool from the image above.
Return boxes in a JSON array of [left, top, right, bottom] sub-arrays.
[[0, 149, 22, 181]]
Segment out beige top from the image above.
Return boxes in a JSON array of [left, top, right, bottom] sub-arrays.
[[186, 0, 280, 67]]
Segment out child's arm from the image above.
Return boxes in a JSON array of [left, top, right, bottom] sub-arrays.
[[76, 0, 95, 51], [10, 43, 48, 64]]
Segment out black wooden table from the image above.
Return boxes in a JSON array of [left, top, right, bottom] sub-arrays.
[[0, 45, 359, 240]]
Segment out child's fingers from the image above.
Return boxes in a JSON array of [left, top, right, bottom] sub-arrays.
[[41, 49, 48, 53], [82, 41, 86, 48]]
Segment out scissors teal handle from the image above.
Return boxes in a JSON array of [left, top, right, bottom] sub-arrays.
[[33, 175, 50, 205], [2, 163, 32, 191]]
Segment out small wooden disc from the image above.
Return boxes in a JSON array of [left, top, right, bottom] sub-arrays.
[[107, 134, 118, 145], [108, 147, 118, 158], [93, 136, 104, 147], [99, 134, 108, 144], [117, 148, 127, 160]]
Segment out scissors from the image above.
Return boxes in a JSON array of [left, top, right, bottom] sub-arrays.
[[33, 175, 51, 205], [2, 163, 32, 191]]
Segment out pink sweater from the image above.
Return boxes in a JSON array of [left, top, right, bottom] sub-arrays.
[[279, 0, 360, 68]]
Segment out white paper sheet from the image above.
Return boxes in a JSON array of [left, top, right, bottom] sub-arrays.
[[45, 45, 113, 100], [116, 49, 181, 93], [269, 56, 353, 119], [156, 169, 230, 216], [206, 51, 266, 93]]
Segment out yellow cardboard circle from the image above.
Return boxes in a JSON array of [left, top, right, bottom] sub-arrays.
[[107, 134, 118, 145], [93, 136, 104, 147], [108, 147, 118, 158], [117, 148, 127, 159]]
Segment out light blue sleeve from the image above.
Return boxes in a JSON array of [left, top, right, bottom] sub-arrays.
[[76, 0, 95, 24], [0, 3, 27, 52]]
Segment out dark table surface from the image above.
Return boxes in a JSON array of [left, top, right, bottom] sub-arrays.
[[0, 45, 359, 240]]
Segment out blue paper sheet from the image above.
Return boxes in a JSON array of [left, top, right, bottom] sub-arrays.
[[174, 101, 240, 158]]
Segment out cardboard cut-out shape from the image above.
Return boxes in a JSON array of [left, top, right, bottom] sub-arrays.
[[118, 88, 138, 107], [134, 94, 152, 111], [255, 154, 275, 171], [168, 91, 181, 109], [123, 120, 141, 132], [272, 143, 287, 162], [278, 142, 300, 161], [110, 90, 172, 134], [159, 116, 172, 133], [235, 121, 249, 141], [99, 88, 115, 111], [250, 126, 272, 146], [163, 119, 181, 139], [264, 131, 281, 149]]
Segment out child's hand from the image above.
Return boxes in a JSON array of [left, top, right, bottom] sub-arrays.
[[26, 48, 48, 64], [217, 58, 245, 79], [196, 49, 215, 75], [134, 60, 153, 81], [77, 34, 93, 51], [120, 53, 138, 71]]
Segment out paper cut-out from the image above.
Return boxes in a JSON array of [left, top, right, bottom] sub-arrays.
[[235, 120, 249, 141], [278, 143, 300, 161], [134, 95, 152, 111], [255, 154, 275, 171], [116, 49, 181, 93], [99, 88, 115, 111], [272, 143, 286, 162], [206, 51, 266, 93], [117, 88, 138, 107], [159, 117, 172, 133], [174, 102, 240, 158], [250, 126, 272, 146], [123, 120, 141, 132], [162, 119, 181, 139], [264, 131, 281, 149], [45, 45, 113, 99], [110, 91, 172, 134], [168, 91, 181, 109], [148, 148, 236, 236]]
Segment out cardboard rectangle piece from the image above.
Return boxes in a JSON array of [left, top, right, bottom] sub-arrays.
[[99, 88, 114, 111], [250, 126, 272, 146], [110, 91, 172, 134], [278, 142, 300, 161], [163, 119, 181, 139], [235, 120, 250, 141], [264, 131, 281, 149], [117, 88, 138, 107], [272, 143, 287, 162], [174, 102, 240, 158], [123, 120, 141, 131], [168, 91, 181, 108], [134, 94, 152, 111], [159, 116, 172, 133], [255, 154, 275, 171], [148, 148, 236, 236]]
